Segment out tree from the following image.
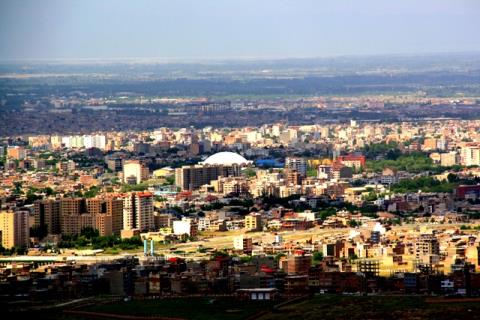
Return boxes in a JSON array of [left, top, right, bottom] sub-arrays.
[[80, 227, 100, 239], [349, 254, 359, 262], [30, 225, 48, 239], [348, 220, 359, 227], [164, 175, 175, 185], [274, 253, 286, 264], [318, 207, 337, 220], [243, 168, 257, 178], [447, 173, 458, 183], [84, 185, 100, 198], [26, 188, 42, 204], [120, 183, 149, 192], [313, 251, 324, 262], [13, 181, 23, 195], [307, 168, 317, 177], [15, 246, 27, 255]]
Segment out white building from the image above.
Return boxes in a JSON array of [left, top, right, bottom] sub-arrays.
[[83, 135, 106, 149], [461, 145, 480, 166], [60, 134, 106, 149], [233, 235, 253, 252], [173, 217, 194, 235], [123, 160, 149, 184]]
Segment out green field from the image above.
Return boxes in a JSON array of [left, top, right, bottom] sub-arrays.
[[79, 297, 273, 320], [259, 294, 480, 320], [14, 295, 480, 320]]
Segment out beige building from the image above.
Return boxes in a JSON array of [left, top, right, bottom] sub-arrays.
[[123, 192, 154, 232], [233, 235, 253, 253], [461, 145, 480, 166], [415, 234, 440, 265], [59, 198, 89, 236], [86, 197, 124, 236], [123, 160, 149, 184], [245, 213, 262, 231], [175, 164, 241, 191], [440, 151, 458, 167], [285, 157, 307, 177], [35, 196, 124, 237], [0, 211, 29, 249]]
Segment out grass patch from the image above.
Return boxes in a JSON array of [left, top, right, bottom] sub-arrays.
[[259, 295, 480, 320], [81, 297, 274, 320]]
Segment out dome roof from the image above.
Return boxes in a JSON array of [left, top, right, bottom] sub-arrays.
[[202, 152, 249, 166]]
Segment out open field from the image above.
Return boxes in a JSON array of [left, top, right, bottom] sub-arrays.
[[20, 295, 480, 320], [3, 222, 473, 273], [258, 294, 480, 320], [75, 297, 274, 320]]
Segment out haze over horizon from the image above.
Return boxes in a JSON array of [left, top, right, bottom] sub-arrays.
[[1, 0, 479, 61]]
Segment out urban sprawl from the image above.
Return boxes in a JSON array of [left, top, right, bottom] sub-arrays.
[[3, 117, 480, 307]]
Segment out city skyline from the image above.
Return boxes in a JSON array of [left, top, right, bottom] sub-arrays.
[[3, 1, 480, 318]]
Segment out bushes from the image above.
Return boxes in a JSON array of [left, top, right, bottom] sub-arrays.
[[367, 153, 437, 173], [313, 251, 324, 262], [390, 176, 457, 193], [0, 245, 27, 256], [59, 228, 142, 250], [120, 183, 149, 192], [317, 207, 337, 220]]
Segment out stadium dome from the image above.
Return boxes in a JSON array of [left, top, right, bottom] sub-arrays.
[[202, 152, 250, 166]]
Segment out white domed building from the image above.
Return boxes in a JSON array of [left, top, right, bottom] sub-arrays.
[[176, 152, 252, 191], [201, 151, 252, 166]]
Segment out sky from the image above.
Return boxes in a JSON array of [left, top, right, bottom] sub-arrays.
[[0, 0, 479, 61]]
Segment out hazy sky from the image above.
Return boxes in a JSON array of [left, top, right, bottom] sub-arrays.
[[1, 0, 479, 61]]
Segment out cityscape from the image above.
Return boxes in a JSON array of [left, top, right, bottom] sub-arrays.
[[2, 1, 480, 319]]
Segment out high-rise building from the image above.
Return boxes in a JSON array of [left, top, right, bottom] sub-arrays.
[[60, 134, 106, 149], [123, 192, 154, 232], [34, 196, 124, 237], [108, 197, 125, 235], [175, 164, 241, 190], [59, 198, 91, 236], [416, 234, 440, 265], [0, 210, 29, 249], [7, 146, 26, 160], [83, 135, 106, 149], [34, 199, 61, 235], [107, 158, 123, 172], [123, 160, 149, 184], [461, 145, 480, 166], [285, 169, 302, 186], [86, 197, 124, 236], [50, 135, 63, 149], [285, 157, 307, 177]]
